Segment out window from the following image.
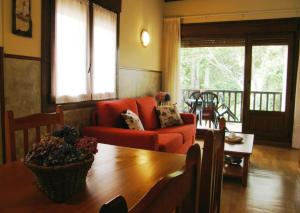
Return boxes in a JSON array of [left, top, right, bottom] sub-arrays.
[[41, 0, 121, 112], [53, 0, 117, 104]]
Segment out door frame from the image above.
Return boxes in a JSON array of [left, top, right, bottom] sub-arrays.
[[242, 34, 298, 146], [0, 47, 4, 163]]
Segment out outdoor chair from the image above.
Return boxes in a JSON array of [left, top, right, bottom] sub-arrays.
[[199, 91, 219, 128]]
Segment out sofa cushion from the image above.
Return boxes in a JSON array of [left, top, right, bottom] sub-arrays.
[[156, 105, 183, 128], [121, 109, 144, 131], [136, 97, 159, 130], [158, 133, 183, 153], [155, 124, 195, 143], [97, 99, 139, 128]]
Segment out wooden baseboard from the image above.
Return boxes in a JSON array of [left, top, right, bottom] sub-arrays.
[[254, 140, 291, 148], [4, 54, 41, 61]]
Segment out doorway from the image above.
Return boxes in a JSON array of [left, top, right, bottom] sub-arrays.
[[180, 19, 299, 145]]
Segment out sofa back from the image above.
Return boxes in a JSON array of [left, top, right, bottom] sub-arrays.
[[136, 97, 159, 130], [96, 98, 139, 128], [96, 97, 159, 130]]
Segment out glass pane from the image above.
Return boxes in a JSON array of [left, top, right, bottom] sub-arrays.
[[92, 4, 117, 100], [180, 46, 245, 132], [250, 45, 288, 112], [55, 0, 89, 103]]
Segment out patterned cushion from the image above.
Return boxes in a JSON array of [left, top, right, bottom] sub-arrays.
[[156, 105, 183, 128], [121, 109, 144, 131]]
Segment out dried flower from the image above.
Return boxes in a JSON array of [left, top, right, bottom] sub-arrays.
[[25, 127, 98, 167], [52, 125, 80, 145]]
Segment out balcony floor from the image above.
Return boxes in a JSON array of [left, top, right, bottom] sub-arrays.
[[197, 121, 242, 132]]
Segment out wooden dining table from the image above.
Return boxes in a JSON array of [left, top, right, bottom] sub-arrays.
[[0, 144, 186, 212]]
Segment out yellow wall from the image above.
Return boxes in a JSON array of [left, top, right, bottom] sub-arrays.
[[3, 0, 41, 57], [0, 0, 3, 47], [119, 0, 163, 71], [164, 0, 300, 23], [1, 0, 164, 71]]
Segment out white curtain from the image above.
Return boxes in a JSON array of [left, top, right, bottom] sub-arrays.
[[53, 0, 90, 104], [92, 4, 117, 100], [292, 45, 300, 149], [162, 18, 181, 104]]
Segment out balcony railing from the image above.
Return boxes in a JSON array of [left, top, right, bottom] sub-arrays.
[[181, 89, 283, 123]]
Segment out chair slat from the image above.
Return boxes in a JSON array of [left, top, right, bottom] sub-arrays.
[[23, 129, 29, 155], [46, 125, 51, 133], [35, 127, 41, 143], [4, 106, 64, 163]]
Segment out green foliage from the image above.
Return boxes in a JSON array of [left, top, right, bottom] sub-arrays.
[[180, 45, 287, 93], [180, 45, 288, 112]]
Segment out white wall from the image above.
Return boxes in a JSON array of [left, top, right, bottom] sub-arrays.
[[0, 0, 3, 47], [293, 55, 300, 148]]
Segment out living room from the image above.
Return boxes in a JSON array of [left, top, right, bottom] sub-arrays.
[[0, 0, 299, 212]]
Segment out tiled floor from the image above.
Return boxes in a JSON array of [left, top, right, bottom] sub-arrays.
[[221, 145, 300, 213]]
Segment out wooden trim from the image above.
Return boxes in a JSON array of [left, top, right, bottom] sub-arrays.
[[290, 29, 300, 145], [254, 139, 291, 148], [181, 18, 300, 38], [119, 67, 162, 73], [41, 0, 54, 113], [4, 54, 41, 61], [0, 47, 5, 163], [93, 0, 121, 13]]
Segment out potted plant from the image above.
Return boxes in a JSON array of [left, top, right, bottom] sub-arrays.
[[24, 126, 98, 202]]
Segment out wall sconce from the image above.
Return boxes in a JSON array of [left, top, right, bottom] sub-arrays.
[[141, 29, 150, 47]]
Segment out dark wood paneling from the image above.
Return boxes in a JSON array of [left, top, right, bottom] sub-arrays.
[[0, 47, 5, 163], [165, 0, 182, 2], [93, 0, 121, 13], [4, 54, 41, 61], [182, 18, 299, 38]]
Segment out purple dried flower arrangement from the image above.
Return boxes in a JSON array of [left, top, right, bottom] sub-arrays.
[[25, 126, 98, 167]]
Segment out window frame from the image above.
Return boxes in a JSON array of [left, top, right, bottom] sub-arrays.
[[41, 0, 121, 112]]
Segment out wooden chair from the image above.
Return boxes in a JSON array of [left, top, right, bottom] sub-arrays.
[[199, 91, 219, 128], [99, 144, 201, 213], [4, 106, 64, 163], [199, 117, 226, 213]]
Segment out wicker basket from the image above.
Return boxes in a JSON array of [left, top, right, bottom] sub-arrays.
[[25, 157, 94, 202]]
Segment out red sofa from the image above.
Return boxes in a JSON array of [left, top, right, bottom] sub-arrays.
[[82, 97, 196, 154]]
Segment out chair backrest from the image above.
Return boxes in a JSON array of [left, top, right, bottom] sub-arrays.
[[99, 144, 201, 213], [200, 92, 219, 110], [199, 118, 225, 213], [4, 106, 64, 163], [186, 91, 201, 113]]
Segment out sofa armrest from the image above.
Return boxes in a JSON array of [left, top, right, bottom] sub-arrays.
[[82, 126, 159, 151], [180, 113, 196, 125]]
